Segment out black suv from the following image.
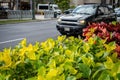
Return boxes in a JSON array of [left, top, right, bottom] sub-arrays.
[[56, 4, 116, 35]]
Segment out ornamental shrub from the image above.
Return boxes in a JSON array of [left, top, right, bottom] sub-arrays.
[[83, 22, 120, 56], [0, 36, 120, 80]]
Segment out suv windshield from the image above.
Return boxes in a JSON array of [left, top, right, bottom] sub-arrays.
[[72, 5, 96, 15]]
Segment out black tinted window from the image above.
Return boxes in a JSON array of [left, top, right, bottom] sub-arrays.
[[98, 6, 112, 15], [39, 6, 48, 9]]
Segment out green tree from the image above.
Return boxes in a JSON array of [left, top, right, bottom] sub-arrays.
[[54, 0, 70, 12]]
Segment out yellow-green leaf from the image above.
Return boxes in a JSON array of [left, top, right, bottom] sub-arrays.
[[104, 57, 113, 69], [46, 69, 58, 79]]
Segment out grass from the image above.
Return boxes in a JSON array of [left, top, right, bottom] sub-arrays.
[[0, 19, 34, 25]]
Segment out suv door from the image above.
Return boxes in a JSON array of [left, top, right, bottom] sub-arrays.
[[96, 6, 116, 23]]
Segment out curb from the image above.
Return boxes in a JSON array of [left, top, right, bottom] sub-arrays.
[[0, 18, 58, 25]]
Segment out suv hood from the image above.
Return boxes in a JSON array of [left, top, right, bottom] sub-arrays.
[[60, 14, 92, 21]]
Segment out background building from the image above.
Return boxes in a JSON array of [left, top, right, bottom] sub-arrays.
[[70, 0, 120, 7], [0, 0, 30, 10], [0, 0, 120, 10]]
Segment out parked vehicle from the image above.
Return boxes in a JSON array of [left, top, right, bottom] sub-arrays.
[[56, 4, 116, 35], [114, 7, 120, 17], [37, 4, 61, 15], [63, 9, 74, 14]]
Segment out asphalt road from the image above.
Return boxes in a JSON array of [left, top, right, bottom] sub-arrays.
[[0, 20, 60, 51]]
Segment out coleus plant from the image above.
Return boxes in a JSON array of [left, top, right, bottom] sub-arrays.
[[83, 21, 120, 56]]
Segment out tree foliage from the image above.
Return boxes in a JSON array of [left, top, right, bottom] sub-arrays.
[[54, 0, 70, 12]]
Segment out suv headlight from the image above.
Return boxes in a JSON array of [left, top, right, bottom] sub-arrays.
[[79, 20, 86, 24], [57, 18, 61, 22]]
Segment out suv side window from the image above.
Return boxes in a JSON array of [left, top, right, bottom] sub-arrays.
[[98, 6, 110, 15]]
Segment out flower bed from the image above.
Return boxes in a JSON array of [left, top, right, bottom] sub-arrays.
[[0, 36, 120, 80]]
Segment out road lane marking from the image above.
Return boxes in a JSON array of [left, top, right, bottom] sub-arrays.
[[0, 38, 24, 44]]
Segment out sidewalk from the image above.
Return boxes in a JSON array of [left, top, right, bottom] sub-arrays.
[[0, 14, 59, 25]]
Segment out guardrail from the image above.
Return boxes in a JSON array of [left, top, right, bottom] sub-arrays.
[[44, 10, 54, 18], [0, 10, 58, 19], [37, 10, 58, 18], [7, 10, 32, 19]]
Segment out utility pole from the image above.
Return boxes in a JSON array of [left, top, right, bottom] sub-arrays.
[[113, 0, 115, 8], [16, 0, 19, 10], [117, 0, 120, 7], [32, 0, 35, 20]]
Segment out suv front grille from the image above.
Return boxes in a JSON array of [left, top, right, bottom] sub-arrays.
[[61, 23, 78, 26], [62, 19, 77, 22], [59, 19, 78, 26]]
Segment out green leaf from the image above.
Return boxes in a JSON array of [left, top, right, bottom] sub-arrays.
[[92, 64, 105, 79], [111, 62, 120, 77], [104, 57, 114, 69], [104, 42, 116, 53], [58, 74, 65, 80], [47, 59, 56, 68], [38, 66, 46, 76], [0, 74, 10, 80], [79, 63, 91, 78], [98, 71, 110, 80], [88, 37, 95, 45], [69, 67, 77, 75], [83, 42, 90, 53], [95, 51, 104, 59], [66, 76, 76, 80], [26, 77, 37, 80], [102, 52, 110, 59], [110, 52, 118, 62], [81, 54, 94, 67], [76, 73, 82, 79], [116, 73, 120, 80], [112, 21, 117, 26]]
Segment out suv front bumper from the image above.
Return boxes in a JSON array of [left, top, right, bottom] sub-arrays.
[[56, 24, 86, 35]]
